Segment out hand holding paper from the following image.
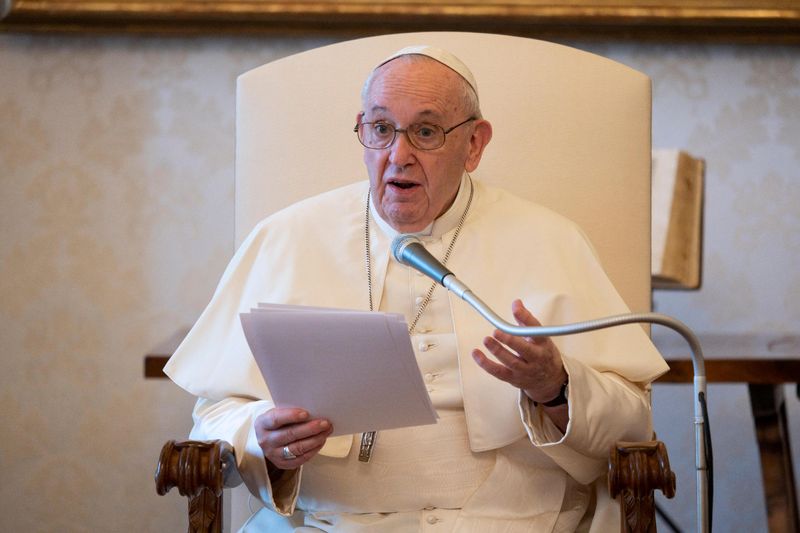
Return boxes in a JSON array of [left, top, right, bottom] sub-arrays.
[[240, 303, 438, 437], [254, 406, 333, 470]]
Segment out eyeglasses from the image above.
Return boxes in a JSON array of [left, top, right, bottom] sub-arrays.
[[354, 117, 476, 151]]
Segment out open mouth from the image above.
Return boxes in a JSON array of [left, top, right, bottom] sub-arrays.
[[389, 180, 417, 190]]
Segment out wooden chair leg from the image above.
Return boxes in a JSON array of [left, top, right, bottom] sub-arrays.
[[187, 487, 223, 533], [609, 440, 676, 533], [749, 383, 800, 533]]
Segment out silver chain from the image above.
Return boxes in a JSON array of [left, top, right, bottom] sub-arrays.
[[365, 176, 473, 333], [360, 177, 473, 463]]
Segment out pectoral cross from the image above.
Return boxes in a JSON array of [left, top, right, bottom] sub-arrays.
[[359, 431, 376, 462]]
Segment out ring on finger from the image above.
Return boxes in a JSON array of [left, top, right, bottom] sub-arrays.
[[281, 445, 297, 460]]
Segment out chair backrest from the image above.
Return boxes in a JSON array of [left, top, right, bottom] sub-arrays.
[[233, 32, 652, 529], [236, 32, 652, 315]]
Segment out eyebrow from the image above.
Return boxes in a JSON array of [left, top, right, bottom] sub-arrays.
[[367, 106, 443, 121]]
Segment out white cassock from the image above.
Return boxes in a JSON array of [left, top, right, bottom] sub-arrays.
[[166, 174, 669, 532]]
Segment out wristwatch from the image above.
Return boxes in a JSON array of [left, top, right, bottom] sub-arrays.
[[533, 378, 569, 407]]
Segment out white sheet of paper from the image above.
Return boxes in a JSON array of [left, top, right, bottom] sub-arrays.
[[240, 303, 438, 436]]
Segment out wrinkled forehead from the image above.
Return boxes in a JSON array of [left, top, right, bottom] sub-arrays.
[[364, 59, 462, 121]]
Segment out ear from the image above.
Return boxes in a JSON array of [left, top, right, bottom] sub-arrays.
[[464, 119, 493, 173], [355, 111, 364, 125]]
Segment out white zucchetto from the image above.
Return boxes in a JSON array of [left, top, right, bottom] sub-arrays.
[[374, 45, 479, 101]]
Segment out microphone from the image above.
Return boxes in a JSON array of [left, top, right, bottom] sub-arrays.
[[390, 233, 711, 533], [391, 234, 453, 284]]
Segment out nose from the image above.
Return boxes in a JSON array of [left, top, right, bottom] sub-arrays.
[[388, 130, 416, 167]]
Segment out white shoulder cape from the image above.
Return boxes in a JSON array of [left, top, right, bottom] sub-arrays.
[[166, 179, 668, 454]]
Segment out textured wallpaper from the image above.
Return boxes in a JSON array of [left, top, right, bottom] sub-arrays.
[[1, 34, 798, 532], [591, 41, 800, 532], [0, 34, 334, 532]]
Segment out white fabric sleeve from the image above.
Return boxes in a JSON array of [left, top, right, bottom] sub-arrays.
[[189, 397, 301, 516], [519, 354, 654, 485]]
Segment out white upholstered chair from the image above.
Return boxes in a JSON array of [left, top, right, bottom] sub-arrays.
[[235, 32, 652, 312], [156, 32, 674, 532]]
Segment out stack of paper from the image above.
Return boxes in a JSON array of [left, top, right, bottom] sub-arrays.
[[240, 303, 438, 436]]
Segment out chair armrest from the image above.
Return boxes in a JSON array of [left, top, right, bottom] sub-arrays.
[[155, 437, 674, 532], [156, 439, 242, 533], [609, 440, 676, 533]]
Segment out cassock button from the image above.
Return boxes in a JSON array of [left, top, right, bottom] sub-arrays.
[[426, 515, 439, 524], [415, 296, 425, 306], [424, 373, 434, 382], [418, 342, 429, 352]]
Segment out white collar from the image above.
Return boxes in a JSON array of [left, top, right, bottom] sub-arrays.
[[369, 173, 472, 240]]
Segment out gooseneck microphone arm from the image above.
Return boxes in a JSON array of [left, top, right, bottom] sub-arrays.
[[392, 234, 711, 533]]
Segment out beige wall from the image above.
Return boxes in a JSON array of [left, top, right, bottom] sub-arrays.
[[1, 33, 798, 531], [0, 34, 334, 531]]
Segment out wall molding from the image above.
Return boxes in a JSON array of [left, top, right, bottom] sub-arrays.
[[1, 1, 799, 42]]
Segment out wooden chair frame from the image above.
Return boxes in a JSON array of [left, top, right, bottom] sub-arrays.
[[156, 437, 675, 532]]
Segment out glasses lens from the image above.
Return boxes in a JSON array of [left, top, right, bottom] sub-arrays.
[[409, 124, 445, 150], [357, 122, 448, 150], [359, 122, 395, 149]]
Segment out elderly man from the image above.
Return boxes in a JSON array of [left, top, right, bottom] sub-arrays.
[[166, 45, 668, 532]]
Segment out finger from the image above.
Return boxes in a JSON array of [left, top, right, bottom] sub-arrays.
[[258, 407, 310, 431], [491, 329, 549, 363], [493, 330, 562, 380], [264, 418, 332, 450], [511, 299, 543, 326], [510, 300, 549, 344], [482, 335, 533, 371], [255, 408, 331, 457], [269, 423, 333, 468], [471, 349, 518, 385], [270, 445, 303, 469], [286, 424, 333, 456], [485, 327, 563, 380]]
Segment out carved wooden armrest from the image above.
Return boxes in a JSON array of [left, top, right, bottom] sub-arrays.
[[156, 437, 673, 532], [156, 440, 242, 533], [609, 440, 676, 533]]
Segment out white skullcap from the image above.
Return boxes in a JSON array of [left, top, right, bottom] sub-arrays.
[[374, 45, 479, 100]]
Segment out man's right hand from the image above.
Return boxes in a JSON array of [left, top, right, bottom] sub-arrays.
[[255, 408, 333, 471]]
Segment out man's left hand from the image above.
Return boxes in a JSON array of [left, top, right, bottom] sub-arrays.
[[471, 299, 568, 405]]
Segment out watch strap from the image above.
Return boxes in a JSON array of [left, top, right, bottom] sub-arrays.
[[534, 379, 569, 408]]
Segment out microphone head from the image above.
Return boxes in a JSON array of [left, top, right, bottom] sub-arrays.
[[390, 233, 454, 285], [391, 234, 422, 264]]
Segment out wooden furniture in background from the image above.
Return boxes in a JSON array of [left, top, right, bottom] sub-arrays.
[[149, 333, 800, 532], [651, 150, 705, 290], [654, 333, 800, 533]]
